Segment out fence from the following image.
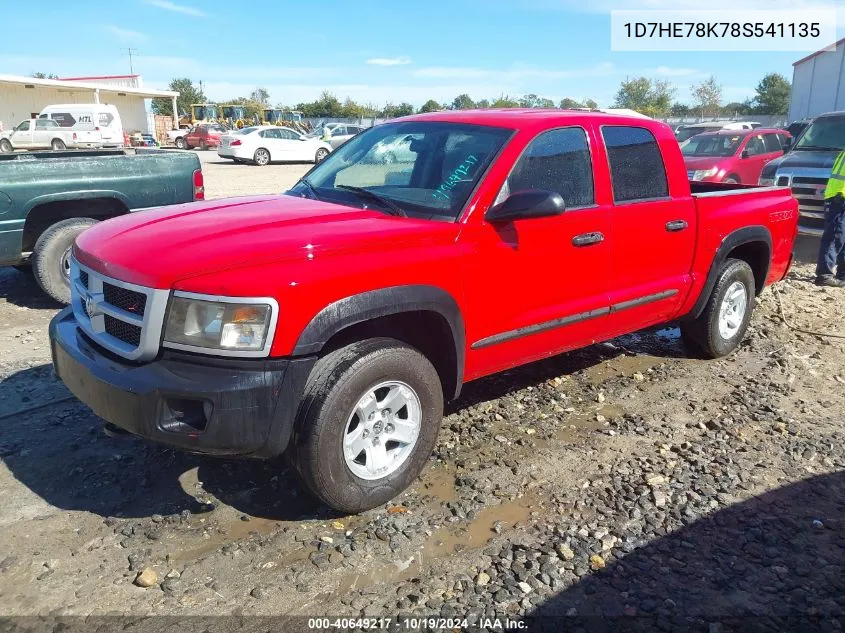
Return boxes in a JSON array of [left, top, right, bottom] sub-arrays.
[[660, 114, 788, 128]]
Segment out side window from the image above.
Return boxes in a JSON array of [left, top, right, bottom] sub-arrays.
[[763, 134, 782, 153], [260, 129, 280, 139], [280, 129, 298, 140], [601, 126, 668, 203], [35, 120, 49, 129], [499, 127, 594, 208], [333, 126, 346, 136], [745, 135, 766, 156]]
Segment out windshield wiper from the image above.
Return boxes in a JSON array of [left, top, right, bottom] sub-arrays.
[[796, 145, 843, 152], [336, 185, 407, 217], [295, 177, 321, 200]]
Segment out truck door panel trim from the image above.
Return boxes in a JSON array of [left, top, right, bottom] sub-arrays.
[[471, 289, 678, 350]]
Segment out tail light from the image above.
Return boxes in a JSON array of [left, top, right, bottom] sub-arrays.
[[72, 132, 77, 140], [95, 126, 100, 131], [193, 169, 204, 200], [230, 139, 242, 146]]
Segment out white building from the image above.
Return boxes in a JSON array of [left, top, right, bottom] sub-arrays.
[[788, 37, 845, 122], [0, 74, 179, 134]]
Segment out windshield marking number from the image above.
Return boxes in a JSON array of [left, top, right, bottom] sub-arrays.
[[433, 154, 479, 201]]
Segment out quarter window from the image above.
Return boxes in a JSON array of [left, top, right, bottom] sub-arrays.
[[763, 133, 782, 153], [601, 126, 668, 203], [499, 127, 594, 208]]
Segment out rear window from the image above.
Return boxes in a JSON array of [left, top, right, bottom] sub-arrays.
[[601, 126, 669, 203]]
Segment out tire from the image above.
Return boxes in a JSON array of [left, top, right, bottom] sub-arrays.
[[289, 337, 443, 513], [723, 176, 739, 184], [681, 258, 756, 359], [0, 139, 12, 153], [199, 139, 207, 151], [254, 148, 270, 166], [315, 148, 329, 163], [175, 137, 186, 149], [31, 217, 99, 304], [51, 139, 66, 151]]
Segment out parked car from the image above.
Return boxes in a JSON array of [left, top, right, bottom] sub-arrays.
[[167, 126, 192, 149], [0, 148, 203, 303], [50, 110, 797, 513], [184, 123, 226, 150], [0, 119, 87, 152], [217, 125, 332, 165], [363, 134, 417, 164], [309, 123, 366, 149], [682, 128, 790, 184], [760, 111, 845, 235], [38, 103, 124, 148], [675, 121, 761, 144], [784, 119, 811, 139]]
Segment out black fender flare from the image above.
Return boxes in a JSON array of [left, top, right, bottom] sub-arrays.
[[292, 285, 465, 399], [687, 225, 772, 320]]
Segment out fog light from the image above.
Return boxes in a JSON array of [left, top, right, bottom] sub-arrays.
[[159, 397, 212, 434]]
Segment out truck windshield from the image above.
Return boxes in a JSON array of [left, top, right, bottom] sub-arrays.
[[289, 121, 513, 221], [681, 134, 743, 157], [794, 117, 845, 151]]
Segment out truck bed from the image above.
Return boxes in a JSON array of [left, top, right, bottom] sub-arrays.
[[0, 148, 167, 162], [689, 181, 787, 197]]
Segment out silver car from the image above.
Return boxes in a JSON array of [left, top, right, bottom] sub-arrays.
[[313, 124, 366, 149]]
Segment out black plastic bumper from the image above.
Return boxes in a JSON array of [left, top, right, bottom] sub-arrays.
[[49, 307, 314, 458]]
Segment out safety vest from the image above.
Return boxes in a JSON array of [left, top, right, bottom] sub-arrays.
[[825, 149, 845, 198]]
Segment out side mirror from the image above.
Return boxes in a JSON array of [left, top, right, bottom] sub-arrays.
[[486, 190, 566, 223], [299, 136, 307, 141], [741, 150, 750, 159], [782, 138, 792, 151]]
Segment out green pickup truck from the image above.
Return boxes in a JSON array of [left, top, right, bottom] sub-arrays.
[[0, 148, 203, 303]]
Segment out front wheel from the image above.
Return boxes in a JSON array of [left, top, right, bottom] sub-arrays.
[[0, 139, 12, 153], [314, 148, 329, 163], [254, 148, 270, 166], [175, 137, 186, 149], [51, 139, 66, 151], [289, 338, 443, 513], [681, 258, 755, 359], [723, 176, 739, 184]]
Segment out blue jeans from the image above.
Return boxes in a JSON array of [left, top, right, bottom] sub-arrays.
[[816, 195, 845, 279]]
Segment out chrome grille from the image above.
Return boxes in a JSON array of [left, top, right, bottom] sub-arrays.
[[775, 170, 830, 237], [69, 257, 169, 362]]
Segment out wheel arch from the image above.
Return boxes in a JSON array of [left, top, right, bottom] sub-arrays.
[[687, 225, 772, 320], [293, 285, 466, 400]]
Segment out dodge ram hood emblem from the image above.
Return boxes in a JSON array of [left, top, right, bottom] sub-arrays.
[[85, 294, 101, 318]]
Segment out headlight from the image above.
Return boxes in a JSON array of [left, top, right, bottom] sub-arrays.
[[163, 293, 277, 356], [759, 177, 776, 186], [693, 167, 719, 181]]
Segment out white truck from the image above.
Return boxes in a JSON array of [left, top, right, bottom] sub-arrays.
[[0, 119, 81, 152]]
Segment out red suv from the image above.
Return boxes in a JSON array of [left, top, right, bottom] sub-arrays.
[[184, 123, 226, 150], [682, 128, 791, 184]]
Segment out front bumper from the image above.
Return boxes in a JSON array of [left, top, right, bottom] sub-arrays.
[[49, 307, 314, 458]]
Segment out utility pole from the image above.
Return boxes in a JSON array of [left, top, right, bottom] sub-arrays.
[[123, 48, 139, 75]]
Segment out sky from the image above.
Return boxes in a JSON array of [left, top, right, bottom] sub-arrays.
[[1, 0, 843, 109]]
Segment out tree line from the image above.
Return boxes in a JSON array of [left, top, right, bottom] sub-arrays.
[[149, 72, 791, 121]]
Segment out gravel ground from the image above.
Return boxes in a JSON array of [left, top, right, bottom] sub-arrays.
[[1, 164, 844, 631], [194, 149, 310, 199]]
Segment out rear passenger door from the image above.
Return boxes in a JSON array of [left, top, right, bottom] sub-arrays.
[[600, 125, 696, 331]]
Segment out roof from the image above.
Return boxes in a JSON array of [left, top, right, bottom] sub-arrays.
[[793, 37, 845, 66], [0, 74, 178, 99], [399, 108, 657, 128], [696, 127, 785, 137], [58, 74, 140, 81]]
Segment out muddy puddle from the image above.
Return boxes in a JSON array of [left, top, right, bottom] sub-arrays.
[[423, 499, 533, 558], [417, 466, 457, 503]]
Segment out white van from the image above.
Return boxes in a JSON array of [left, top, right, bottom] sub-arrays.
[[38, 104, 124, 148]]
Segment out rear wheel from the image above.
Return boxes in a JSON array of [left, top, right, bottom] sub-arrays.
[[289, 337, 443, 513], [51, 139, 66, 151], [254, 148, 270, 166], [0, 139, 12, 153], [31, 217, 99, 304], [681, 258, 755, 359], [315, 148, 329, 163], [199, 139, 207, 151]]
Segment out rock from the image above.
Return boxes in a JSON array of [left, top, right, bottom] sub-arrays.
[[812, 519, 825, 529], [600, 535, 618, 551], [646, 474, 666, 486], [590, 554, 606, 570], [557, 544, 575, 561], [518, 581, 533, 594], [633, 372, 645, 382], [250, 586, 265, 599], [134, 568, 158, 588], [652, 489, 667, 508], [476, 572, 490, 586], [330, 552, 345, 564], [320, 536, 334, 544]]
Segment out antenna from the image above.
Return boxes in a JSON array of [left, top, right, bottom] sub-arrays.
[[122, 48, 139, 75]]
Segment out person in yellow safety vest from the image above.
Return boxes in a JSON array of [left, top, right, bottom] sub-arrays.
[[321, 125, 332, 143], [816, 148, 845, 286]]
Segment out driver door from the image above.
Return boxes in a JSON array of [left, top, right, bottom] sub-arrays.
[[463, 126, 611, 378], [9, 121, 33, 148]]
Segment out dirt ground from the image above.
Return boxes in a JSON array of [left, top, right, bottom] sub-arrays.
[[1, 163, 844, 629]]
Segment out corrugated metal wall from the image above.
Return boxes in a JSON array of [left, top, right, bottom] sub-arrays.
[[0, 84, 151, 134], [789, 41, 845, 122]]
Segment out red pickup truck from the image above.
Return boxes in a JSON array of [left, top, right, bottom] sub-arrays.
[[50, 110, 798, 513]]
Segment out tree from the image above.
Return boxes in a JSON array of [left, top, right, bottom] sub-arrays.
[[250, 87, 271, 107], [752, 73, 791, 115], [451, 94, 476, 110], [584, 98, 598, 109], [342, 97, 364, 118], [721, 101, 751, 117], [490, 95, 520, 108], [613, 77, 674, 117], [419, 99, 442, 113], [151, 77, 206, 117], [32, 72, 58, 79], [381, 102, 414, 118], [560, 97, 584, 109], [670, 103, 691, 117], [476, 99, 490, 109], [690, 75, 723, 118]]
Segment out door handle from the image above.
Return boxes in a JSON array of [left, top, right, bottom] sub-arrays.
[[572, 232, 604, 247], [665, 220, 688, 232]]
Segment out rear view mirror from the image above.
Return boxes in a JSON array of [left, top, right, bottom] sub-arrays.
[[486, 190, 565, 223]]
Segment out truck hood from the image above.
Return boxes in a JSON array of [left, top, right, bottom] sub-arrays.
[[74, 194, 457, 288], [760, 148, 840, 181]]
